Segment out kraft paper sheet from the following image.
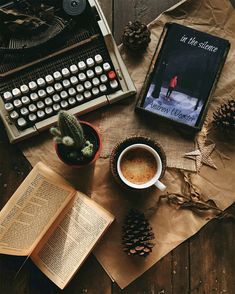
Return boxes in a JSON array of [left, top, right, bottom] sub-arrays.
[[92, 0, 235, 289], [19, 0, 235, 289]]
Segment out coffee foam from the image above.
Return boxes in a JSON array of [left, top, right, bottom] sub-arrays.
[[120, 148, 157, 185]]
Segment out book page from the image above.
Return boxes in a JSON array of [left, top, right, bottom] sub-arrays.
[[31, 192, 114, 289], [0, 162, 75, 256]]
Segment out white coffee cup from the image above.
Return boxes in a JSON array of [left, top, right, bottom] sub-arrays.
[[117, 144, 166, 191]]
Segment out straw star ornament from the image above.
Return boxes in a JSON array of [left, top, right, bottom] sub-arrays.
[[184, 139, 217, 173]]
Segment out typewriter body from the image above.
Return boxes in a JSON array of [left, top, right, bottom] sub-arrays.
[[0, 0, 136, 143]]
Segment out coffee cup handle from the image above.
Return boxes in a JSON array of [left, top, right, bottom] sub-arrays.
[[154, 180, 166, 191]]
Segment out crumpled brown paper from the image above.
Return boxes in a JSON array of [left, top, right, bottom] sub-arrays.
[[91, 0, 235, 289], [19, 0, 235, 289]]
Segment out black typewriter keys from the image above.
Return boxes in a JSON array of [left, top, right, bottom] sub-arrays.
[[63, 0, 86, 16]]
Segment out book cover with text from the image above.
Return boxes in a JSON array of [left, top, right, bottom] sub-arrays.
[[140, 23, 230, 128]]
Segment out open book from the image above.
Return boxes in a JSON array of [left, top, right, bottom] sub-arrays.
[[0, 162, 114, 289]]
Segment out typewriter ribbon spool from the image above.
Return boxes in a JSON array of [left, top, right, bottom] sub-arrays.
[[63, 0, 86, 16]]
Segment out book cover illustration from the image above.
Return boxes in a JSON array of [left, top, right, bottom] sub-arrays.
[[142, 24, 229, 127]]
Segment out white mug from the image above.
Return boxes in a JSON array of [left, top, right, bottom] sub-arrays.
[[117, 144, 166, 191]]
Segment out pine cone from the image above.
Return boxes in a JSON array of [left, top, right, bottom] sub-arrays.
[[122, 21, 151, 53], [213, 99, 235, 132], [122, 209, 155, 257]]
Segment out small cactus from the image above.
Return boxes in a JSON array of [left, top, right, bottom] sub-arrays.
[[58, 111, 85, 148], [50, 111, 95, 160]]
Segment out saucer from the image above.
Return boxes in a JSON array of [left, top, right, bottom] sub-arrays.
[[110, 136, 167, 190]]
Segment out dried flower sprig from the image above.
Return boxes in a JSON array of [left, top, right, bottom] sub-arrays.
[[158, 193, 235, 220], [147, 171, 235, 221]]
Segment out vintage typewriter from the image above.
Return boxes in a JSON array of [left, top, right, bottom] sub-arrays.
[[0, 0, 136, 143]]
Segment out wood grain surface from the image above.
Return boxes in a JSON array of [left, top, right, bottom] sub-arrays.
[[0, 1, 235, 293]]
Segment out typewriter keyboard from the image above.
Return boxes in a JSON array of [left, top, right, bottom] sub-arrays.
[[2, 54, 120, 130]]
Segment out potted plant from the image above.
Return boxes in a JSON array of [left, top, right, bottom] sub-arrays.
[[50, 111, 101, 167]]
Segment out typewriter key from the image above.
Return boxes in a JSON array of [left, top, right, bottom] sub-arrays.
[[10, 111, 19, 120]]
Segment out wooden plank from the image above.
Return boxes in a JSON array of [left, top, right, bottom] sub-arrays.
[[111, 243, 190, 294], [0, 121, 31, 294], [0, 256, 30, 294], [0, 124, 31, 210], [99, 0, 113, 32], [172, 241, 190, 293], [113, 0, 180, 42], [190, 205, 235, 293], [62, 255, 112, 294], [112, 254, 172, 294]]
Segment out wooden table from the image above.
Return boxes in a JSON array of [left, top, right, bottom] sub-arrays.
[[0, 1, 235, 293]]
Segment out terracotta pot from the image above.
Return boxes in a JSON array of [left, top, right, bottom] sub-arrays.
[[55, 120, 102, 168]]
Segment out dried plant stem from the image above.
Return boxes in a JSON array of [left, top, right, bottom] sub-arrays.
[[146, 171, 235, 221]]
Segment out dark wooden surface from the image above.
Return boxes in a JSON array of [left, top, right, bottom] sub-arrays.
[[0, 1, 235, 293]]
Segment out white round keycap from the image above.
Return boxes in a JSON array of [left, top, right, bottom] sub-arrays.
[[17, 118, 27, 127], [37, 101, 45, 109], [95, 54, 103, 64], [10, 111, 19, 119], [53, 104, 61, 112], [28, 81, 37, 91], [68, 88, 76, 96], [86, 58, 95, 67], [45, 97, 53, 106], [70, 65, 78, 74], [29, 104, 37, 112], [46, 86, 55, 95], [99, 84, 107, 93], [95, 66, 103, 75], [76, 94, 84, 102], [37, 78, 46, 87], [100, 74, 108, 83], [84, 81, 92, 90], [54, 83, 63, 92], [45, 75, 54, 84], [92, 87, 99, 96], [38, 90, 46, 98], [76, 84, 84, 93], [37, 110, 45, 118], [61, 101, 68, 108], [60, 91, 68, 99], [53, 94, 60, 102], [53, 71, 62, 81], [78, 61, 86, 71], [78, 73, 86, 82], [62, 68, 70, 77], [29, 114, 37, 122], [3, 92, 13, 101], [92, 77, 100, 86], [70, 76, 78, 85], [21, 96, 30, 105], [20, 85, 29, 94], [45, 107, 53, 115], [110, 79, 119, 89], [68, 97, 76, 105], [103, 62, 111, 72], [62, 80, 70, 88], [5, 103, 14, 112], [86, 69, 94, 79], [84, 91, 92, 99], [20, 107, 29, 116], [14, 99, 22, 108], [12, 88, 21, 97], [30, 93, 39, 101]]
